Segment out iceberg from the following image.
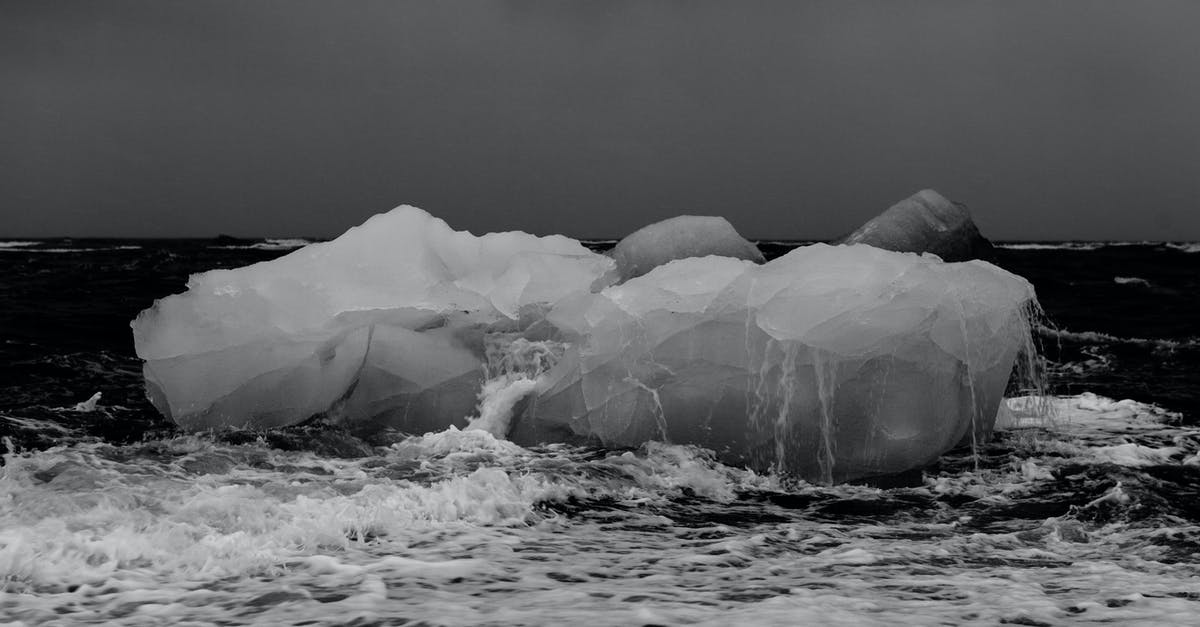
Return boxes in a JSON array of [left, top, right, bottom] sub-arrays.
[[132, 207, 613, 431], [515, 246, 1035, 481], [837, 189, 998, 263], [133, 204, 1037, 482], [608, 215, 765, 281]]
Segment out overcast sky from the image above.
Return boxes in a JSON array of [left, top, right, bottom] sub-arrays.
[[3, 1, 1199, 240]]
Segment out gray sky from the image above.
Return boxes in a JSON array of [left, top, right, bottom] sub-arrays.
[[3, 1, 1199, 240]]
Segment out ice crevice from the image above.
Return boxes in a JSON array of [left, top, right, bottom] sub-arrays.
[[132, 203, 1040, 483]]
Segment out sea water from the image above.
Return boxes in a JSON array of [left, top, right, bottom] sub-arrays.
[[2, 239, 1199, 625]]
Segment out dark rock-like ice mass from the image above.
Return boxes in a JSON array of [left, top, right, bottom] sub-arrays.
[[837, 189, 997, 262], [132, 195, 1036, 482]]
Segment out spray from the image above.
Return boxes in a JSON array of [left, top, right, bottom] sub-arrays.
[[465, 336, 565, 437]]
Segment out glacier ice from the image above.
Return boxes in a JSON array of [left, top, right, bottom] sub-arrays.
[[132, 207, 613, 431], [514, 245, 1035, 481], [133, 204, 1037, 482], [837, 189, 998, 263], [608, 215, 765, 281]]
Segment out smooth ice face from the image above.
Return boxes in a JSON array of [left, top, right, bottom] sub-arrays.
[[513, 244, 1036, 482], [608, 215, 765, 281], [132, 206, 613, 430], [837, 189, 997, 262], [133, 207, 1037, 482]]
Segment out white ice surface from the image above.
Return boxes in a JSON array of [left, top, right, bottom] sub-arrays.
[[522, 243, 1036, 481], [133, 206, 611, 430]]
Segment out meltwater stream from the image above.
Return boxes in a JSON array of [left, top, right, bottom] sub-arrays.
[[2, 239, 1199, 625]]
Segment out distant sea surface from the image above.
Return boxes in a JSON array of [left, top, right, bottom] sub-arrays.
[[2, 238, 1199, 625]]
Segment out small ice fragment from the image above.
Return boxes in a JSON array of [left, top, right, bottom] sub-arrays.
[[71, 392, 101, 412], [1113, 276, 1151, 287], [836, 189, 997, 262], [608, 215, 763, 281]]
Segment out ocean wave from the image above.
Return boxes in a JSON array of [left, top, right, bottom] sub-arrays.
[[252, 238, 314, 250], [755, 240, 819, 246], [0, 435, 773, 593], [1046, 345, 1115, 377], [997, 392, 1182, 431], [0, 245, 144, 253], [998, 242, 1108, 251], [998, 241, 1200, 254], [997, 241, 1165, 251], [0, 240, 39, 248], [1113, 276, 1152, 287], [215, 238, 314, 251], [1037, 325, 1200, 350], [3, 391, 1199, 624]]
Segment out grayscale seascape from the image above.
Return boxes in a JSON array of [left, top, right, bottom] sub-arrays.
[[4, 2, 1200, 625]]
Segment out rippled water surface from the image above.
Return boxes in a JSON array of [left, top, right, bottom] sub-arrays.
[[2, 240, 1199, 625]]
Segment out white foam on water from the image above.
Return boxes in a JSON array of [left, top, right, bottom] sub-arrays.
[[214, 238, 315, 251], [253, 238, 313, 250], [1114, 276, 1152, 287], [0, 241, 39, 249], [998, 242, 1107, 251], [3, 393, 1199, 625], [0, 414, 73, 434], [1038, 325, 1200, 351], [998, 241, 1200, 254], [0, 245, 144, 253], [754, 240, 819, 246], [997, 392, 1186, 441]]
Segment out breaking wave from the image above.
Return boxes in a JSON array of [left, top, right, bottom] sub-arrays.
[[999, 242, 1109, 251], [1114, 276, 1152, 287], [1037, 326, 1200, 351], [2, 393, 1199, 625], [213, 238, 315, 251], [0, 244, 143, 253]]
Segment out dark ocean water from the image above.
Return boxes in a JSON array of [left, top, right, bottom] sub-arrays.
[[1, 238, 1199, 625]]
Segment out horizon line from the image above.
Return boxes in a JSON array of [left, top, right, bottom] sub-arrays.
[[3, 236, 1199, 244]]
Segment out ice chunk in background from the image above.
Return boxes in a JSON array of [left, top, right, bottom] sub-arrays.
[[512, 244, 1036, 482], [608, 215, 765, 281], [132, 206, 613, 430], [836, 189, 997, 263], [134, 204, 1037, 482], [69, 392, 102, 412]]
